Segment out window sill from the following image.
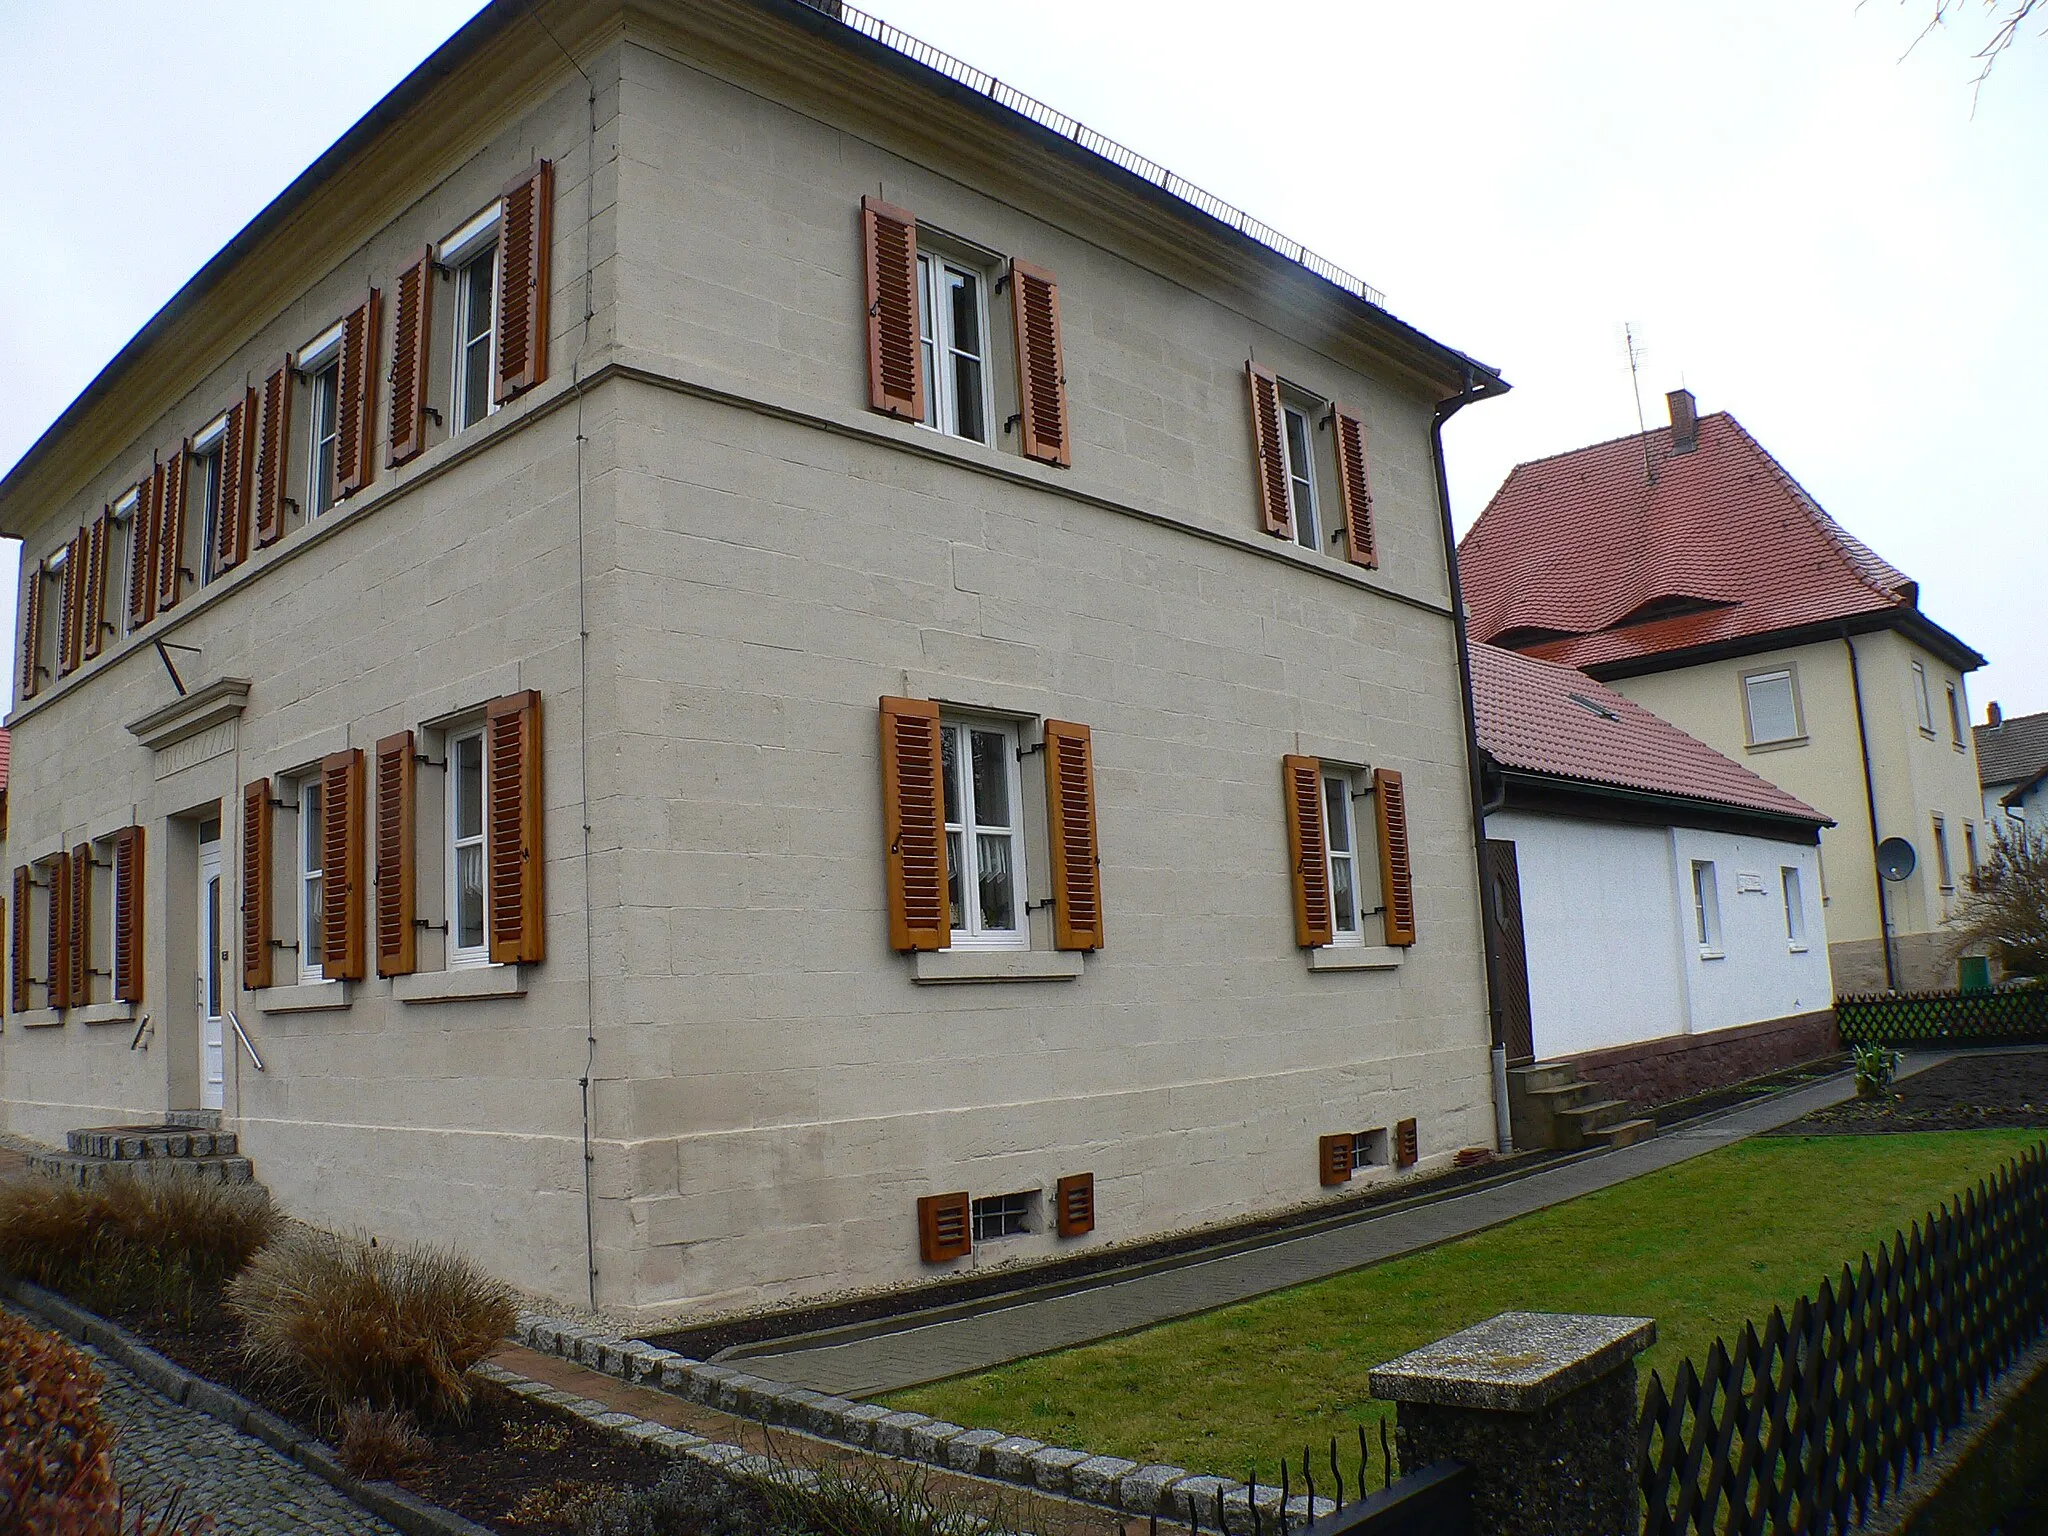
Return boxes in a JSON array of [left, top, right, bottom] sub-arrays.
[[1789, 944, 1810, 954], [75, 1002, 137, 1026], [1699, 950, 1726, 962], [393, 966, 528, 1004], [1745, 736, 1808, 754], [257, 981, 351, 1015], [911, 950, 1084, 985], [12, 1008, 64, 1028], [1919, 728, 1939, 741], [1307, 945, 1405, 972]]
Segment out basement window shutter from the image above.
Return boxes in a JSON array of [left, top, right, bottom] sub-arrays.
[[1373, 767, 1417, 947], [20, 561, 44, 701], [9, 868, 28, 1013], [1043, 719, 1103, 951], [1009, 259, 1071, 467], [1246, 361, 1292, 539], [1283, 754, 1333, 947], [1319, 1133, 1354, 1187], [861, 197, 923, 419], [253, 361, 292, 547], [48, 853, 72, 1010], [486, 690, 546, 965], [375, 730, 418, 977], [1331, 403, 1377, 569], [878, 696, 948, 952], [155, 445, 189, 613], [321, 750, 366, 981], [1055, 1173, 1095, 1237], [387, 249, 434, 466], [113, 827, 145, 1003], [127, 471, 160, 630], [214, 393, 255, 574], [917, 1191, 972, 1263], [57, 531, 85, 677], [82, 511, 111, 662], [68, 845, 91, 1007], [335, 291, 382, 500], [495, 161, 554, 404], [241, 782, 273, 990], [1395, 1117, 1419, 1168]]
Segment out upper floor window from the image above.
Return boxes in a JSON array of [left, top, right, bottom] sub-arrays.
[[306, 358, 341, 519], [1280, 393, 1325, 553], [113, 489, 141, 636], [1912, 660, 1935, 736], [1742, 668, 1802, 746], [454, 245, 499, 432], [917, 250, 991, 445], [1964, 822, 1981, 890], [941, 716, 1025, 950], [1692, 859, 1723, 957], [1933, 814, 1953, 894], [191, 417, 227, 585], [1945, 681, 1965, 748]]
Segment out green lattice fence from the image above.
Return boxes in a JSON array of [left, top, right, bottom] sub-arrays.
[[1836, 987, 2048, 1046]]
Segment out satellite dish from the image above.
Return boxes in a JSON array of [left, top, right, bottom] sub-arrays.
[[1877, 837, 1917, 882]]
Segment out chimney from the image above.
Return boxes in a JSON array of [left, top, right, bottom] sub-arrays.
[[1666, 389, 1699, 454], [1989, 701, 2003, 728]]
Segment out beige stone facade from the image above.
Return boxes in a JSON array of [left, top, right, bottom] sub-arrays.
[[1, 1, 1501, 1323]]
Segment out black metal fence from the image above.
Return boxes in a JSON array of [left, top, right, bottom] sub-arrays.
[[1640, 1142, 2048, 1534], [1161, 1423, 1470, 1535], [1835, 986, 2048, 1046]]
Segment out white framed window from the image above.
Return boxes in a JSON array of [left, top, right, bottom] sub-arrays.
[[1912, 660, 1935, 735], [1741, 668, 1802, 746], [916, 250, 992, 444], [298, 778, 325, 983], [1945, 682, 1965, 747], [940, 716, 1026, 950], [970, 1191, 1035, 1241], [452, 244, 499, 433], [306, 360, 340, 519], [1691, 860, 1723, 956], [191, 425, 225, 585], [1281, 398, 1321, 552], [1782, 866, 1807, 950], [1323, 769, 1365, 945], [447, 726, 490, 967], [113, 489, 141, 635], [1933, 814, 1953, 893]]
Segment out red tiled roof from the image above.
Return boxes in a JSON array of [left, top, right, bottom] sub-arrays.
[[1458, 413, 1925, 672], [1472, 642, 1828, 826]]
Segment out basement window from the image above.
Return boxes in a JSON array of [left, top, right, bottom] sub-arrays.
[[1351, 1127, 1390, 1171], [971, 1191, 1036, 1241]]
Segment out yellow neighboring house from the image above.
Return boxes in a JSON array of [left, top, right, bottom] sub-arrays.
[[1459, 390, 1985, 994]]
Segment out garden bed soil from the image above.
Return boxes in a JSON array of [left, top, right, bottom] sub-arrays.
[[94, 1291, 670, 1534], [1648, 1054, 1851, 1129], [1776, 1049, 2048, 1136]]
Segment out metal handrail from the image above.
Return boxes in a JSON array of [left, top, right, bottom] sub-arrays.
[[794, 0, 1389, 311], [226, 1008, 264, 1072]]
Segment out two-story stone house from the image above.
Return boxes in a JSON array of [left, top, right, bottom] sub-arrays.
[[1, 0, 1507, 1322]]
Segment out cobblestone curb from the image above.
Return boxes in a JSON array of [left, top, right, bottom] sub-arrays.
[[2, 1277, 493, 1536], [512, 1313, 1333, 1532]]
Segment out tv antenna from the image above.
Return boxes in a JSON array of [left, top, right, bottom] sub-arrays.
[[1625, 322, 1655, 486]]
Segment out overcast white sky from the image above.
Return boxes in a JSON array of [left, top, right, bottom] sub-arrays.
[[2, 2, 2042, 715]]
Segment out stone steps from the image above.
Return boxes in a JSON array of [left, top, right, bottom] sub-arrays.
[[1508, 1062, 1658, 1153], [27, 1149, 256, 1186], [26, 1112, 255, 1186], [66, 1126, 239, 1160]]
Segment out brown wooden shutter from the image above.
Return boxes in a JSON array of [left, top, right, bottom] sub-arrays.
[[9, 868, 28, 1013], [1044, 719, 1103, 951], [253, 361, 292, 547], [335, 291, 382, 500], [241, 782, 273, 990], [1318, 1133, 1354, 1187], [861, 196, 923, 420], [68, 845, 91, 1007], [1331, 403, 1377, 569], [1010, 259, 1070, 467], [879, 696, 948, 952], [56, 531, 85, 677], [82, 511, 111, 662], [1395, 1117, 1419, 1168], [20, 560, 44, 701], [320, 750, 366, 980], [486, 691, 546, 964], [113, 827, 144, 1004], [47, 854, 72, 1010], [155, 445, 189, 612], [917, 1191, 971, 1263], [1283, 754, 1333, 947], [496, 161, 554, 403], [127, 472, 159, 630], [375, 730, 418, 977], [387, 250, 434, 466], [1373, 767, 1417, 947], [1247, 361, 1292, 538], [1055, 1173, 1095, 1237], [214, 392, 256, 574]]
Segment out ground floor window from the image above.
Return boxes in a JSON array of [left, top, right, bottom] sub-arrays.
[[941, 717, 1026, 950], [1691, 860, 1723, 956], [448, 726, 488, 966], [298, 779, 324, 981]]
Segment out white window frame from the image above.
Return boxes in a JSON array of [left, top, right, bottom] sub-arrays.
[[451, 242, 500, 434], [305, 358, 342, 520], [190, 423, 226, 586], [1322, 768, 1366, 946], [1741, 667, 1803, 747], [1281, 397, 1322, 552], [916, 249, 995, 445], [1912, 660, 1935, 735], [1691, 859, 1723, 957], [298, 778, 325, 983], [1933, 814, 1953, 893], [113, 489, 141, 635], [447, 724, 491, 969], [1782, 866, 1807, 951], [941, 714, 1028, 952]]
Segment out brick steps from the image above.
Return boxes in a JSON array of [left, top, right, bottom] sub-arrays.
[[27, 1112, 254, 1186]]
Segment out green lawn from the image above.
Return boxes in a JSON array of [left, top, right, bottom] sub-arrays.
[[886, 1131, 2043, 1480]]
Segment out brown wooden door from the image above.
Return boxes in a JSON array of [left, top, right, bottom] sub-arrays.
[[1484, 839, 1536, 1064]]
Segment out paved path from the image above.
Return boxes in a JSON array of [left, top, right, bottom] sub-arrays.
[[740, 1058, 1946, 1397]]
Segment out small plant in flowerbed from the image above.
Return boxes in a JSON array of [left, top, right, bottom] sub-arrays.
[[1853, 1041, 1903, 1099]]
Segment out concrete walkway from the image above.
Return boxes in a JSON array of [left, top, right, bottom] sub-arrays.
[[740, 1057, 1945, 1397]]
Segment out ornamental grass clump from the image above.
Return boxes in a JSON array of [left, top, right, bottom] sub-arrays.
[[227, 1228, 517, 1422]]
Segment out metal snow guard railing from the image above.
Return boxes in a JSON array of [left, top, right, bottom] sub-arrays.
[[794, 0, 1390, 312]]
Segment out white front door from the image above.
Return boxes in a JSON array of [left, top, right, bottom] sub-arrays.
[[199, 836, 225, 1110]]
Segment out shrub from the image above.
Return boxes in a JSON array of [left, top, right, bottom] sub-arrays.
[[1852, 1041, 1902, 1097], [336, 1402, 429, 1479], [1949, 824, 2048, 979], [0, 1170, 279, 1318], [227, 1229, 516, 1422], [0, 1308, 120, 1530]]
